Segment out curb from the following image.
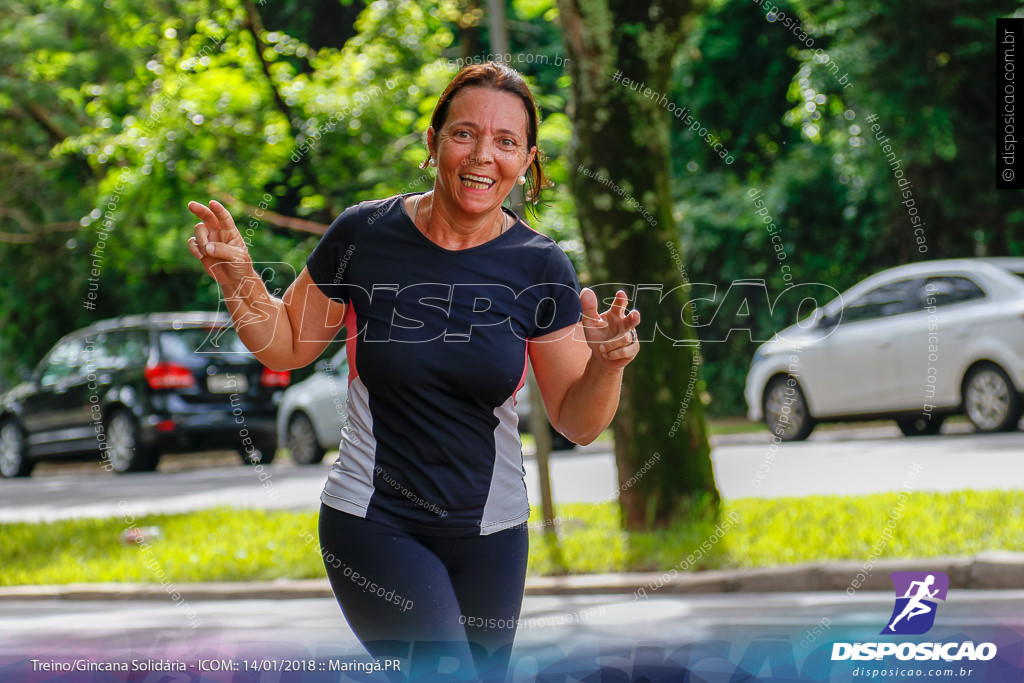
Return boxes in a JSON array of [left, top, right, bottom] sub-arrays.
[[3, 553, 1023, 602]]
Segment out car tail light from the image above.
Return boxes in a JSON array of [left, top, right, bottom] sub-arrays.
[[145, 362, 196, 389], [260, 368, 291, 387], [155, 419, 176, 432]]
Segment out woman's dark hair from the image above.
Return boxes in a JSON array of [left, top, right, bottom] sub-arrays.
[[422, 61, 551, 204]]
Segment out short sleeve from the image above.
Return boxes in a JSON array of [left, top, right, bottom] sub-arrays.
[[533, 248, 582, 336], [305, 205, 360, 303]]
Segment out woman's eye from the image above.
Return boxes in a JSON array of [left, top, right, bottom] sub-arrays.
[[455, 130, 471, 139], [500, 138, 516, 146]]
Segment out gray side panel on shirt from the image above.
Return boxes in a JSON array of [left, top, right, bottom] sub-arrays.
[[321, 376, 377, 517], [479, 396, 530, 535]]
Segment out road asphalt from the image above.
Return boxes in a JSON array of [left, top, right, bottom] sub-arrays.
[[3, 552, 1023, 602]]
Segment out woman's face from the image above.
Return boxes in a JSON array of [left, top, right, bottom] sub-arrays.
[[428, 86, 536, 219]]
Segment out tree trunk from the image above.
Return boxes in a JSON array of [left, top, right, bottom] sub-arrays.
[[557, 0, 719, 529]]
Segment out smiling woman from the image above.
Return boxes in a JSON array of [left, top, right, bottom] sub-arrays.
[[186, 61, 641, 682]]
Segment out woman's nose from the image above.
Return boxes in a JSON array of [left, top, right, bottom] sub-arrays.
[[471, 139, 495, 163]]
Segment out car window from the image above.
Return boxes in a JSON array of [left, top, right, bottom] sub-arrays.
[[39, 337, 87, 386], [88, 330, 150, 369], [160, 327, 253, 362], [919, 276, 986, 308], [118, 330, 152, 366], [840, 279, 916, 324], [82, 333, 120, 371]]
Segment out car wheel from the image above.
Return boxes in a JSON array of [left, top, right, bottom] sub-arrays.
[[0, 420, 34, 478], [288, 412, 326, 465], [763, 376, 815, 442], [107, 410, 159, 473], [239, 437, 277, 465], [896, 414, 945, 437], [963, 364, 1021, 433]]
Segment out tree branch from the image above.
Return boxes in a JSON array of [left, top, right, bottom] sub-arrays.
[[239, 0, 328, 209], [0, 202, 80, 243], [211, 189, 329, 235]]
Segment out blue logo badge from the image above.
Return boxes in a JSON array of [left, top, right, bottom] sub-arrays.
[[882, 572, 949, 635]]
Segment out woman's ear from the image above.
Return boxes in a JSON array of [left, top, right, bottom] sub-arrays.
[[523, 144, 538, 176], [426, 126, 437, 160]]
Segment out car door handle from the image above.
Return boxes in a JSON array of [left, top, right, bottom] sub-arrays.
[[877, 338, 893, 348]]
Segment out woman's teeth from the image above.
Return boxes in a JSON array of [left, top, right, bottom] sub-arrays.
[[460, 174, 494, 190]]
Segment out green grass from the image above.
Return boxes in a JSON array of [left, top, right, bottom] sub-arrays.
[[0, 508, 322, 586], [707, 418, 768, 436], [2, 490, 1021, 586]]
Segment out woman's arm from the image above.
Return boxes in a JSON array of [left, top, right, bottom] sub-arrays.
[[188, 200, 346, 370], [528, 288, 640, 445]]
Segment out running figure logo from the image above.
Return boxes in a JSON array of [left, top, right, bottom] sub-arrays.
[[882, 572, 949, 635]]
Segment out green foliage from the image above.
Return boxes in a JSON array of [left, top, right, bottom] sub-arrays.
[[3, 489, 1019, 585], [3, 0, 1019, 424], [670, 0, 1024, 416], [0, 0, 579, 389]]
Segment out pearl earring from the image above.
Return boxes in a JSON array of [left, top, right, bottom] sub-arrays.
[[428, 158, 437, 167], [517, 175, 526, 185]]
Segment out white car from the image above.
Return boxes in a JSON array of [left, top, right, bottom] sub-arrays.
[[276, 348, 349, 464], [745, 258, 1024, 441]]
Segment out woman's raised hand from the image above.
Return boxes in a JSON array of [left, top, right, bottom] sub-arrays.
[[187, 200, 255, 286], [580, 287, 641, 370]]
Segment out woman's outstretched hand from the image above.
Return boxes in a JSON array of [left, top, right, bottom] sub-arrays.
[[187, 200, 255, 286], [580, 287, 641, 370]]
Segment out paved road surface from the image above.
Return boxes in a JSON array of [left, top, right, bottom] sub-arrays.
[[712, 429, 1024, 499], [3, 428, 1024, 522], [2, 592, 1021, 680]]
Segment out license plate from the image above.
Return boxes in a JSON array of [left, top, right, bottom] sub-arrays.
[[207, 373, 247, 394]]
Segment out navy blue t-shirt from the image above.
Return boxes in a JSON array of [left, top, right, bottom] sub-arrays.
[[306, 194, 582, 536]]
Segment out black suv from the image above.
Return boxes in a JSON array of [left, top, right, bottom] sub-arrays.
[[0, 312, 289, 477]]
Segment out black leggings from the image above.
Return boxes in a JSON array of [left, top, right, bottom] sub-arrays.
[[318, 504, 529, 682]]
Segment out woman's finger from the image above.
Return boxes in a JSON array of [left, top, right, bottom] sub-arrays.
[[601, 343, 639, 363], [201, 240, 249, 262], [607, 290, 629, 320], [208, 199, 239, 236], [624, 308, 641, 330], [579, 287, 604, 329], [602, 308, 639, 341], [188, 200, 234, 244], [192, 221, 209, 253], [596, 311, 641, 355], [187, 236, 203, 260], [188, 202, 218, 247]]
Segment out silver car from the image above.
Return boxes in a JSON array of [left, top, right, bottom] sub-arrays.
[[745, 258, 1024, 441], [276, 348, 348, 464]]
